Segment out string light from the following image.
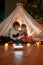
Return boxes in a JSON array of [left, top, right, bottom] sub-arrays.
[[5, 43, 8, 47], [34, 41, 41, 47], [5, 43, 8, 51], [27, 43, 31, 47]]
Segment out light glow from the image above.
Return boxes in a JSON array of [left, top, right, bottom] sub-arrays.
[[27, 43, 31, 47], [5, 43, 8, 51], [14, 51, 23, 59], [36, 42, 40, 47], [13, 44, 23, 49], [13, 44, 16, 47], [5, 43, 8, 47], [14, 45, 23, 48]]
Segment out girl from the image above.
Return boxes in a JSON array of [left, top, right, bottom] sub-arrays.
[[20, 24, 33, 43]]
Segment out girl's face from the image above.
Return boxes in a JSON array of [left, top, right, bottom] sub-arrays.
[[21, 27, 26, 31]]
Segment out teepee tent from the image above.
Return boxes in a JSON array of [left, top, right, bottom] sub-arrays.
[[0, 3, 43, 41]]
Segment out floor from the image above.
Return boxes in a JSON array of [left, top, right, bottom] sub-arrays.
[[0, 43, 43, 65]]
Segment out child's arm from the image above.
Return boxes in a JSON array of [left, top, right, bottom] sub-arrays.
[[10, 29, 19, 40], [10, 32, 15, 40], [12, 33, 19, 37]]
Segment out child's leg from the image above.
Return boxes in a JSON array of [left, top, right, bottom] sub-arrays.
[[0, 36, 12, 43], [12, 39, 22, 44], [21, 38, 27, 43], [26, 37, 33, 43], [0, 36, 8, 43]]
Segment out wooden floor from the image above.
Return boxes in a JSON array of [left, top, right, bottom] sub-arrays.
[[0, 44, 43, 65]]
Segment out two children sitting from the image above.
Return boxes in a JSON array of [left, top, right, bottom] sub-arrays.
[[9, 21, 33, 44], [0, 21, 33, 44]]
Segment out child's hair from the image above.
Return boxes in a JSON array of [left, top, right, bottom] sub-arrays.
[[21, 24, 26, 28], [13, 21, 20, 28]]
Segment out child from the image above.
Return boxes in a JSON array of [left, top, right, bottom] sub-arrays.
[[0, 21, 21, 44], [20, 24, 33, 43], [10, 21, 21, 44]]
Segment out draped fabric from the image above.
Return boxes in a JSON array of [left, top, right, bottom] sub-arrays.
[[0, 3, 43, 41]]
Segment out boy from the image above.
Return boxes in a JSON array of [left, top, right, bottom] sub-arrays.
[[0, 21, 21, 44], [10, 21, 21, 44]]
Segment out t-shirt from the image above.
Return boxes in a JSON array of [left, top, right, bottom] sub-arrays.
[[10, 28, 19, 40]]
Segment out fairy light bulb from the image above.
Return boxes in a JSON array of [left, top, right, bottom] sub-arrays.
[[27, 43, 31, 47], [5, 43, 8, 51]]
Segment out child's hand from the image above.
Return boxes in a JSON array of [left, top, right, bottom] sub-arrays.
[[20, 35, 25, 38], [18, 35, 24, 39]]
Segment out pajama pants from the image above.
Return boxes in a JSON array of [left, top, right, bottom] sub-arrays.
[[0, 36, 21, 44]]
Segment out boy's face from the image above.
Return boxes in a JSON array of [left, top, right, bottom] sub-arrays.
[[15, 25, 20, 31]]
